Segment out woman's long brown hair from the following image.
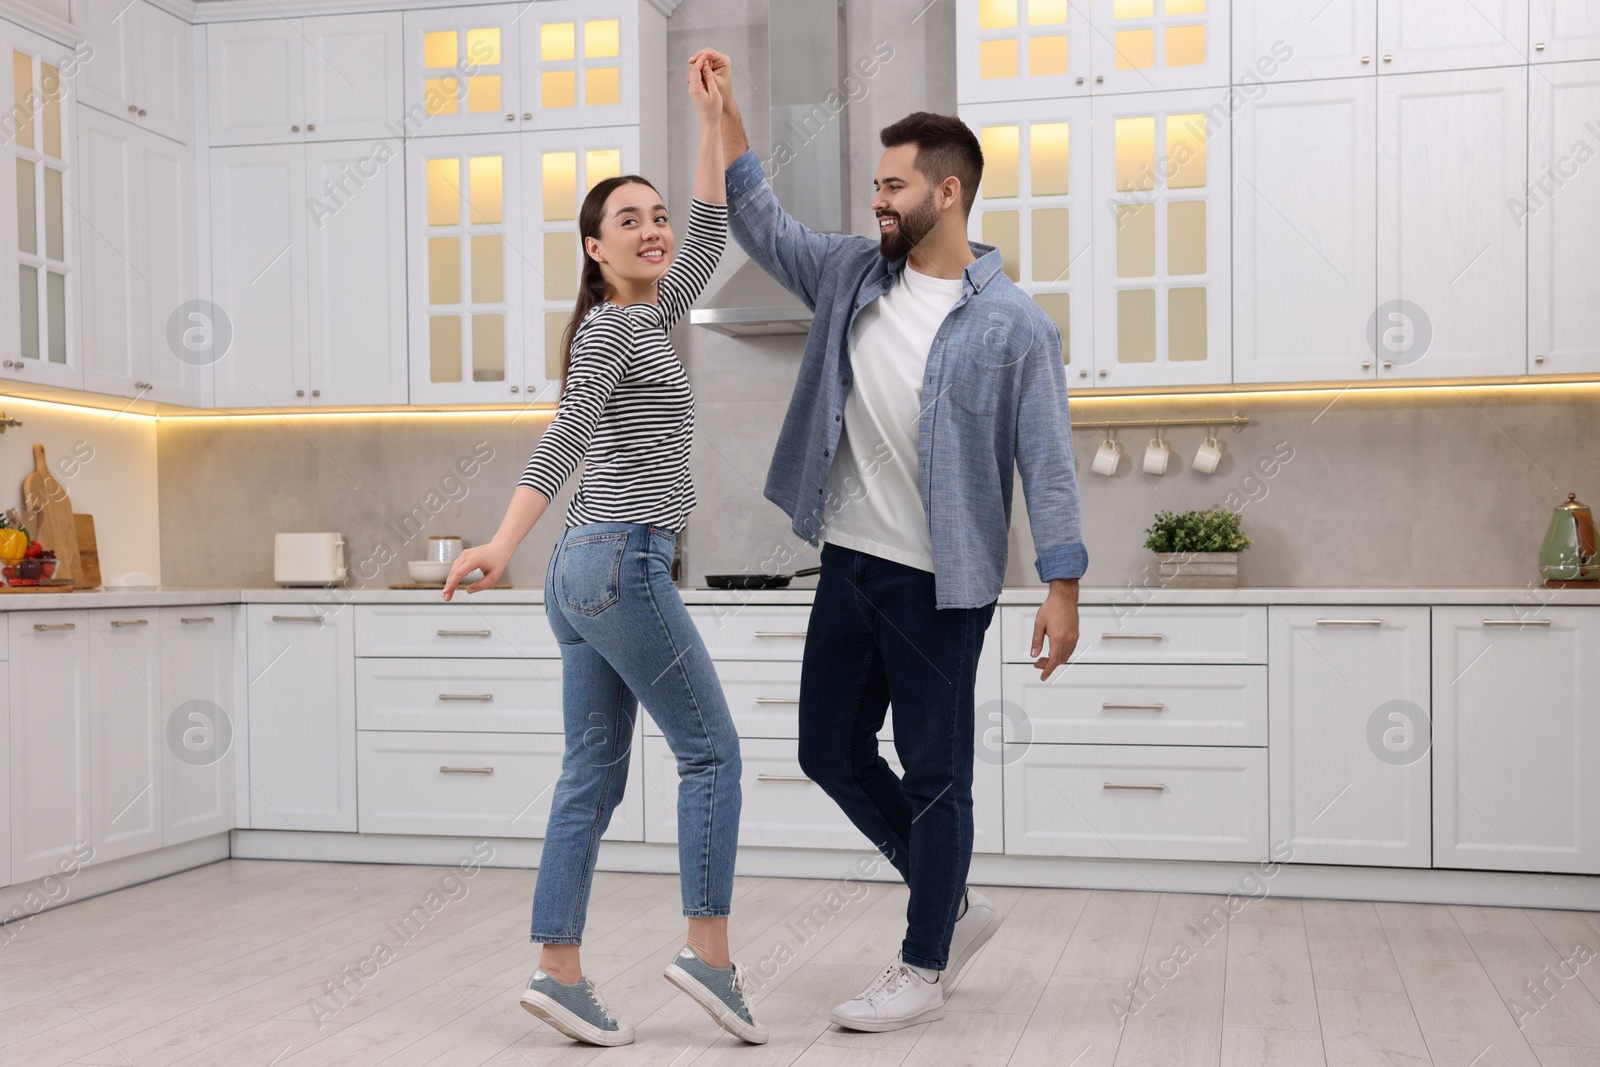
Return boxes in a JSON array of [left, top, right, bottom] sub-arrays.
[[559, 174, 662, 389]]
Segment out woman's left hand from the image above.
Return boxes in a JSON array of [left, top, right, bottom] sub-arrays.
[[688, 53, 721, 125]]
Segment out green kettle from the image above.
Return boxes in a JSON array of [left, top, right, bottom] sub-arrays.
[[1539, 493, 1598, 582]]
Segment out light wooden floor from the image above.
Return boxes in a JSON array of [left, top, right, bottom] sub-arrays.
[[2, 859, 1598, 1066]]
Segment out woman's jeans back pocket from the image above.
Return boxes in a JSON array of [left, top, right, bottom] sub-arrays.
[[559, 531, 630, 617]]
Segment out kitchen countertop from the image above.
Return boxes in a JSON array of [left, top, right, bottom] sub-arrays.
[[1, 583, 1596, 611]]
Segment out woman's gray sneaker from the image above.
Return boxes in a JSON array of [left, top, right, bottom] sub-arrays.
[[520, 970, 636, 1046], [663, 946, 770, 1043]]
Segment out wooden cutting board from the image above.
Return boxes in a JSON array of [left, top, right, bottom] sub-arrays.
[[74, 513, 100, 588], [21, 444, 81, 583]]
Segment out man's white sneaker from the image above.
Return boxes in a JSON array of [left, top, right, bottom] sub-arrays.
[[944, 888, 1003, 992], [828, 960, 946, 1032]]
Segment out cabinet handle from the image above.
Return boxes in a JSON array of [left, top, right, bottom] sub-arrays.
[[1102, 702, 1165, 712], [1095, 75, 1104, 83], [522, 112, 532, 120], [307, 123, 315, 131], [439, 766, 494, 775], [1361, 360, 1372, 369], [753, 631, 807, 639], [271, 614, 324, 624], [1103, 782, 1166, 792], [311, 389, 321, 397], [33, 622, 75, 631], [754, 697, 800, 705], [437, 629, 492, 637], [1482, 618, 1553, 627], [180, 616, 215, 624], [1076, 76, 1084, 85], [109, 618, 150, 627], [137, 108, 146, 117], [1383, 54, 1393, 62], [439, 693, 494, 702], [128, 103, 138, 113], [2, 360, 11, 367], [1361, 56, 1371, 64], [510, 385, 520, 393], [756, 774, 813, 784], [1100, 632, 1164, 641], [1098, 369, 1107, 377], [292, 124, 300, 132], [505, 113, 515, 122], [1382, 360, 1393, 369], [295, 389, 305, 397], [1315, 618, 1383, 626], [1535, 355, 1546, 364], [1536, 42, 1546, 51]]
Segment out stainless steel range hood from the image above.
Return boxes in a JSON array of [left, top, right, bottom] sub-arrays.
[[690, 0, 850, 337]]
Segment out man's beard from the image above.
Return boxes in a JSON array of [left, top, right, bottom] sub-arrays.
[[877, 190, 940, 261]]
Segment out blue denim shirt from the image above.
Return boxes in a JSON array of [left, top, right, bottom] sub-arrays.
[[723, 148, 1088, 609]]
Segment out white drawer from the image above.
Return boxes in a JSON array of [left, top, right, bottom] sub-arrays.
[[356, 659, 565, 733], [640, 659, 895, 741], [687, 605, 812, 660], [1003, 663, 1267, 746], [642, 735, 1002, 854], [356, 604, 559, 658], [1003, 744, 1267, 861], [356, 731, 642, 841], [1001, 605, 1267, 664]]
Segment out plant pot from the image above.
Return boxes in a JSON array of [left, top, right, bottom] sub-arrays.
[[1155, 551, 1238, 588]]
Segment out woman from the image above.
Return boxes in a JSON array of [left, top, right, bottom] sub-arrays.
[[442, 55, 762, 1047]]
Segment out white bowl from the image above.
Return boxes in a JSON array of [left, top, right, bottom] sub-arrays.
[[407, 560, 451, 583]]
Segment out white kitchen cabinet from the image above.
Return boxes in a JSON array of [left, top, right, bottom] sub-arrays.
[[1378, 0, 1530, 73], [1269, 607, 1431, 868], [246, 605, 357, 833], [1091, 0, 1230, 95], [1234, 77, 1377, 383], [1233, 0, 1376, 82], [10, 611, 91, 883], [0, 26, 80, 392], [1433, 607, 1600, 875], [78, 0, 193, 143], [358, 727, 643, 840], [1090, 88, 1231, 388], [1005, 662, 1267, 747], [87, 608, 163, 865], [960, 98, 1093, 386], [406, 132, 525, 403], [403, 4, 523, 137], [1004, 744, 1268, 861], [1532, 0, 1600, 63], [305, 141, 407, 405], [160, 608, 235, 846], [78, 108, 201, 405], [1528, 61, 1600, 377], [1377, 67, 1527, 380], [212, 142, 405, 408], [1001, 604, 1268, 664], [955, 0, 1091, 103], [207, 14, 402, 146], [0, 657, 9, 888]]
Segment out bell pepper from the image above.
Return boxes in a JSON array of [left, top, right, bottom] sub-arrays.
[[0, 528, 27, 563]]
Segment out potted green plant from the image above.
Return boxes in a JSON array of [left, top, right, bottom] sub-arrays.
[[1143, 507, 1252, 587]]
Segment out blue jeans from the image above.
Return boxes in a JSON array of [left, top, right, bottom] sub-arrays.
[[796, 542, 996, 970], [530, 522, 742, 944]]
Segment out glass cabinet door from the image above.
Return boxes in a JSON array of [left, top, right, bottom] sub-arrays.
[[402, 4, 522, 137], [521, 126, 638, 403], [3, 31, 77, 390], [407, 134, 523, 403], [1090, 88, 1231, 388], [1091, 0, 1230, 94], [956, 0, 1091, 103], [960, 99, 1092, 387], [517, 0, 640, 130]]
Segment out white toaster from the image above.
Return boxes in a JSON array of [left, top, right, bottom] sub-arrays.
[[274, 532, 348, 586]]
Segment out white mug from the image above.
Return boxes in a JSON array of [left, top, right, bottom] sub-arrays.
[[427, 535, 463, 564], [1091, 437, 1124, 476], [1143, 436, 1171, 476], [1193, 435, 1225, 475]]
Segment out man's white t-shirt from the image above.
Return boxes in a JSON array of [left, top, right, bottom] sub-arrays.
[[820, 263, 966, 572]]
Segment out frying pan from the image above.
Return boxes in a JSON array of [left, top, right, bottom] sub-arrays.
[[704, 566, 822, 590]]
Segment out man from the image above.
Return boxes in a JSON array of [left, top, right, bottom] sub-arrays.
[[692, 48, 1086, 1032]]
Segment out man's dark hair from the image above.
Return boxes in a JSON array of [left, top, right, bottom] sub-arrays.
[[879, 112, 984, 216]]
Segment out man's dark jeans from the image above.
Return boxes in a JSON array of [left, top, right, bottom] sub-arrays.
[[796, 542, 996, 970]]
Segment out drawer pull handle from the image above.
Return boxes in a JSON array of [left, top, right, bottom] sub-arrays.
[[1316, 619, 1383, 626], [439, 693, 494, 702], [440, 765, 494, 775], [1102, 703, 1165, 712], [1100, 633, 1165, 641], [1482, 619, 1553, 627], [1103, 782, 1167, 792], [180, 616, 215, 624], [753, 631, 807, 639], [437, 629, 493, 637], [33, 622, 75, 631], [756, 774, 814, 784], [754, 697, 800, 705], [110, 619, 150, 627], [272, 614, 324, 624]]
